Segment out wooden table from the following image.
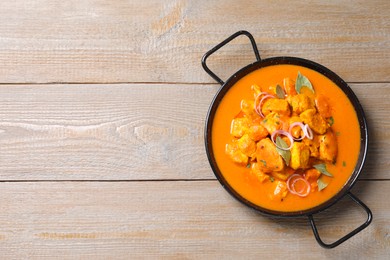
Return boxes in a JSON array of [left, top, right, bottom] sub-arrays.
[[0, 0, 389, 258]]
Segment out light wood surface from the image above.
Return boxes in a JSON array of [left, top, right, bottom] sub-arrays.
[[0, 0, 389, 83], [0, 0, 389, 258], [0, 83, 388, 181], [0, 181, 389, 259]]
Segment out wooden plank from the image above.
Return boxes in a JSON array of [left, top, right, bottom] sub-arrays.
[[352, 83, 390, 180], [0, 180, 387, 259], [0, 83, 388, 180], [0, 83, 217, 180], [0, 0, 389, 83]]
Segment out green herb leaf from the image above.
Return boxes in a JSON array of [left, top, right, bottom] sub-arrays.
[[246, 163, 251, 168], [295, 71, 314, 93], [275, 136, 291, 166], [317, 178, 328, 191], [270, 176, 275, 182], [314, 163, 333, 177], [342, 161, 346, 167], [276, 84, 286, 99], [329, 116, 334, 126], [260, 160, 267, 167]]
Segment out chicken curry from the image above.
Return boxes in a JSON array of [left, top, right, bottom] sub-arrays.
[[212, 64, 360, 212]]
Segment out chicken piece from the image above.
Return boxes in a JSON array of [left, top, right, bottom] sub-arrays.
[[289, 116, 304, 139], [267, 85, 277, 95], [304, 169, 321, 191], [270, 181, 288, 201], [271, 167, 295, 181], [230, 117, 250, 138], [261, 98, 291, 117], [310, 181, 318, 192], [251, 84, 262, 97], [251, 163, 269, 183], [283, 77, 297, 96], [237, 134, 256, 157], [225, 142, 248, 166], [289, 116, 302, 124], [248, 123, 269, 141], [256, 138, 285, 172], [304, 168, 321, 182], [289, 94, 315, 115], [240, 99, 257, 119], [261, 112, 283, 134], [319, 130, 338, 163], [302, 135, 320, 158], [300, 108, 328, 134], [315, 94, 332, 118], [290, 142, 310, 170]]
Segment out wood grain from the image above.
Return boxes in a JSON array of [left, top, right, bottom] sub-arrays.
[[0, 180, 387, 259], [0, 83, 388, 181], [0, 0, 389, 84], [0, 1, 388, 258]]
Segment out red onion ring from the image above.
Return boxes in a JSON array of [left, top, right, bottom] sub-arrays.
[[254, 93, 274, 118], [271, 130, 294, 150], [304, 124, 313, 140], [287, 174, 311, 197], [291, 178, 306, 194], [288, 122, 305, 141], [288, 122, 314, 141], [283, 78, 288, 88], [287, 174, 300, 195], [254, 92, 268, 113], [292, 178, 311, 197]]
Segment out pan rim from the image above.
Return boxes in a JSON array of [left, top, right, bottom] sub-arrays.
[[204, 56, 368, 218]]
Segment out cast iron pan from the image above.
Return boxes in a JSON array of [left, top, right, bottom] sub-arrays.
[[202, 30, 372, 248]]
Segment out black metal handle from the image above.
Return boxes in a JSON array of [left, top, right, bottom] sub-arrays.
[[201, 30, 261, 85], [308, 192, 372, 249]]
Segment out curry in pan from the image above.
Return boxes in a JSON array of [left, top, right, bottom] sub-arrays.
[[212, 64, 360, 212]]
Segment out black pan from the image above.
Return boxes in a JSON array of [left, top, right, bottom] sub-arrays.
[[202, 30, 372, 248]]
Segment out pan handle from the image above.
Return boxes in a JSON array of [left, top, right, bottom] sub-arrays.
[[308, 192, 372, 249], [201, 30, 261, 85]]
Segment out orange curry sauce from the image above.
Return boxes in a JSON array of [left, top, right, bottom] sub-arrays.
[[212, 64, 360, 212]]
